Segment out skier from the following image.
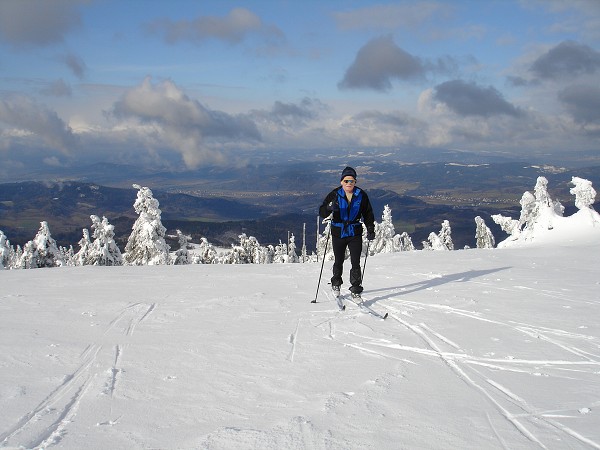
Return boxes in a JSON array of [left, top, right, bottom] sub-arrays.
[[319, 166, 375, 297]]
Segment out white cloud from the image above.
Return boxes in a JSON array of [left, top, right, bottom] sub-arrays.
[[0, 94, 78, 153], [112, 77, 261, 168]]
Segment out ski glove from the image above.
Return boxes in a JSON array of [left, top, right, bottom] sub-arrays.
[[367, 231, 375, 241], [327, 200, 339, 212]]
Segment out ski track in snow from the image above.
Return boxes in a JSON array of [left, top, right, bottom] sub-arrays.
[[287, 318, 301, 362], [314, 280, 600, 450], [0, 301, 157, 448]]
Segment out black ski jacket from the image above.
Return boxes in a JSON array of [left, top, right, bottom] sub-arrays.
[[319, 186, 375, 239]]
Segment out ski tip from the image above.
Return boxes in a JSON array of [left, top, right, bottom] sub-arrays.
[[382, 313, 389, 319]]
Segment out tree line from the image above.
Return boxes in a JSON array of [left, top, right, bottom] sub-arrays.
[[0, 176, 596, 269]]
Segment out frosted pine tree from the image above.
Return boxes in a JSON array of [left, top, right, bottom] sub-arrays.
[[19, 221, 64, 268], [89, 215, 123, 266], [261, 245, 275, 264], [534, 177, 551, 207], [301, 224, 307, 262], [288, 234, 299, 263], [522, 177, 564, 234], [518, 191, 537, 230], [428, 231, 446, 250], [438, 220, 454, 250], [492, 214, 520, 239], [396, 232, 415, 251], [20, 241, 37, 269], [193, 237, 218, 264], [475, 216, 495, 248], [371, 205, 395, 254], [239, 233, 262, 264], [570, 177, 596, 210], [0, 230, 12, 269], [173, 229, 192, 265], [74, 229, 92, 266], [316, 222, 334, 261], [124, 185, 170, 265], [220, 246, 242, 264], [60, 246, 76, 266], [273, 240, 288, 263]]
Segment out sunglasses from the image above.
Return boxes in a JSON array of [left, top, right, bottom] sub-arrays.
[[342, 179, 356, 184]]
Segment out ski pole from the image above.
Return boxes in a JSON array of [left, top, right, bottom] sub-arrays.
[[311, 222, 331, 303], [362, 240, 371, 281]]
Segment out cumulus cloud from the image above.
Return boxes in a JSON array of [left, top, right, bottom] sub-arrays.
[[146, 7, 284, 47], [338, 36, 425, 91], [433, 80, 523, 117], [0, 94, 78, 153], [338, 35, 458, 91], [112, 77, 261, 168], [558, 84, 600, 125], [530, 40, 600, 80], [0, 0, 83, 47]]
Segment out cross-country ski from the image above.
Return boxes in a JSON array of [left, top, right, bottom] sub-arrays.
[[348, 293, 388, 319]]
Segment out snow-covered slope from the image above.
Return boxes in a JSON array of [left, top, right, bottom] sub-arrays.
[[499, 207, 600, 248], [1, 240, 600, 449]]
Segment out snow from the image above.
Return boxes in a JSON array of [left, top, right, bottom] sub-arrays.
[[2, 234, 600, 449], [498, 207, 600, 248]]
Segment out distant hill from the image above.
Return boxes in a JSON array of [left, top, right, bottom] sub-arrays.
[[1, 159, 598, 251], [0, 182, 270, 249], [0, 180, 520, 251]]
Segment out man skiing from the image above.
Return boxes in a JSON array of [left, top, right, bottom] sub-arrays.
[[319, 166, 375, 297]]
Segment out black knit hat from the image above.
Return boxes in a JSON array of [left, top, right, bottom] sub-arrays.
[[340, 166, 357, 180]]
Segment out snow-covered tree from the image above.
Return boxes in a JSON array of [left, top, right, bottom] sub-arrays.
[[0, 230, 13, 269], [173, 229, 192, 265], [301, 224, 307, 262], [88, 215, 123, 266], [193, 237, 218, 264], [316, 221, 334, 261], [492, 214, 519, 238], [475, 216, 495, 249], [371, 205, 395, 254], [124, 184, 170, 265], [20, 222, 64, 268], [273, 240, 288, 263], [288, 234, 299, 263], [74, 229, 92, 266], [262, 245, 275, 264], [493, 176, 591, 247], [12, 245, 23, 269], [241, 233, 262, 264], [427, 231, 446, 251], [534, 176, 551, 207], [19, 241, 36, 269], [60, 245, 76, 266], [570, 177, 596, 210], [518, 191, 537, 231], [438, 220, 454, 250], [395, 232, 415, 251]]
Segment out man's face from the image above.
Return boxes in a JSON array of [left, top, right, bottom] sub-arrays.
[[341, 177, 356, 193]]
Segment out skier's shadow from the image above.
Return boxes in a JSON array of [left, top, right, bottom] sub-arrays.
[[362, 267, 511, 308]]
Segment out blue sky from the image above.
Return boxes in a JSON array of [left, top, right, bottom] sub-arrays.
[[1, 0, 599, 175]]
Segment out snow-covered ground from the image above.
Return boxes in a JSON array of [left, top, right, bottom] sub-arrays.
[[2, 231, 600, 449]]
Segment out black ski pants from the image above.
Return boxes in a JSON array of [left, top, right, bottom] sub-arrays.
[[331, 234, 363, 293]]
